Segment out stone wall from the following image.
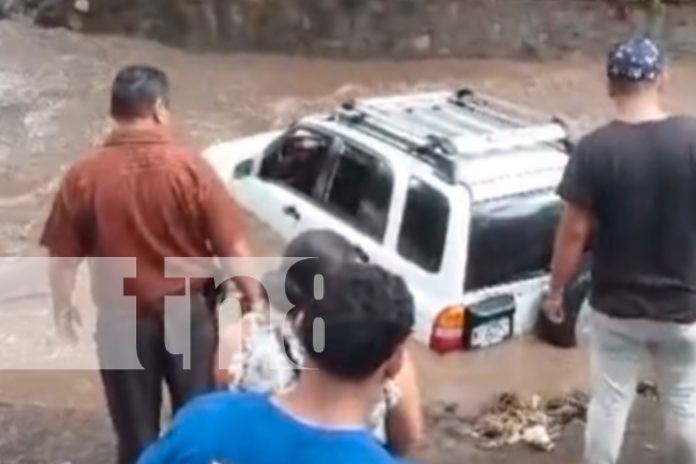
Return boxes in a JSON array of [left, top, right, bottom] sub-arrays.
[[11, 0, 696, 57]]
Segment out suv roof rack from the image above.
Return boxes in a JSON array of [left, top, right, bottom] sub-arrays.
[[332, 89, 571, 183]]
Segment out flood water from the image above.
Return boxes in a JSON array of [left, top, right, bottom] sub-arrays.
[[0, 18, 692, 463]]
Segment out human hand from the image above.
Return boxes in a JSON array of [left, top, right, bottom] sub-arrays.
[[54, 304, 82, 345], [542, 290, 565, 324]]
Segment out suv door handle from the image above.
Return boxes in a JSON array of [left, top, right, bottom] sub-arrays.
[[353, 245, 370, 263], [283, 205, 301, 221]]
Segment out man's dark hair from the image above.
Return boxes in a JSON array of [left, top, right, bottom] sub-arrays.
[[110, 65, 169, 120], [298, 262, 414, 381], [282, 229, 361, 307]]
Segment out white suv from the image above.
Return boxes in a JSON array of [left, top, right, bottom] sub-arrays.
[[204, 89, 590, 352]]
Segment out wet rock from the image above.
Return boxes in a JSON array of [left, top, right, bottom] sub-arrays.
[[545, 389, 588, 425], [520, 37, 546, 60], [410, 33, 432, 55], [65, 10, 82, 30], [1, 0, 32, 18], [33, 0, 69, 28], [13, 0, 696, 58], [0, 0, 12, 18], [72, 0, 87, 14], [523, 424, 554, 452]]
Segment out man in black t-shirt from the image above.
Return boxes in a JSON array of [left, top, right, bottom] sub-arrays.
[[546, 36, 696, 464]]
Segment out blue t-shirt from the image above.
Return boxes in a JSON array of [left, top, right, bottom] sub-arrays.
[[138, 391, 406, 464]]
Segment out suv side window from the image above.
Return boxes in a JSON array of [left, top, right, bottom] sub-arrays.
[[323, 144, 393, 241], [397, 177, 450, 272], [465, 190, 562, 290], [259, 128, 332, 198]]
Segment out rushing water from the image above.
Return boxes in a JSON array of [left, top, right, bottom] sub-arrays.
[[0, 18, 692, 463], [4, 14, 696, 400], [0, 20, 620, 252]]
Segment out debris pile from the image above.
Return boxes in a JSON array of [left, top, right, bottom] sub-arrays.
[[427, 390, 589, 452], [469, 391, 588, 451], [428, 380, 661, 453]]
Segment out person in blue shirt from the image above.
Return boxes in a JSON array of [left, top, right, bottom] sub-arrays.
[[138, 261, 416, 464]]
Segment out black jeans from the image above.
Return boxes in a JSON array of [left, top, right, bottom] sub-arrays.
[[96, 291, 218, 464]]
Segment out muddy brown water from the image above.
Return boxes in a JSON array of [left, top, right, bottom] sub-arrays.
[[0, 18, 693, 463]]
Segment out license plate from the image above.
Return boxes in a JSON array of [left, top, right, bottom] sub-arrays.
[[471, 317, 511, 349]]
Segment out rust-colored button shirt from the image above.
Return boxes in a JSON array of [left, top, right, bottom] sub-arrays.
[[40, 127, 245, 307]]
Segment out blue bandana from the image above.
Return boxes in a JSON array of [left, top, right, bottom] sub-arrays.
[[607, 36, 664, 82]]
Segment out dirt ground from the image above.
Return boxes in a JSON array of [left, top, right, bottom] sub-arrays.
[[0, 401, 666, 464], [0, 372, 660, 464], [1, 18, 695, 464], [0, 365, 667, 464]]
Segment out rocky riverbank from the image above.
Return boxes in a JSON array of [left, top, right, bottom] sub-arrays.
[[5, 0, 696, 57]]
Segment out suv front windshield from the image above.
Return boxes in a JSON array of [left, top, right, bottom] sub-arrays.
[[465, 189, 562, 291]]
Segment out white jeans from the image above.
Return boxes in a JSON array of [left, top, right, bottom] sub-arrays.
[[585, 311, 696, 464]]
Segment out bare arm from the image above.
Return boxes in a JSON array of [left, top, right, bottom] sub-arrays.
[[217, 240, 264, 310], [549, 202, 592, 296], [47, 255, 83, 343], [41, 169, 88, 343], [48, 256, 81, 309], [386, 349, 424, 455]]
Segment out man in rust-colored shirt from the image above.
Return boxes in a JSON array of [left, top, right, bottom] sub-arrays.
[[40, 65, 262, 464]]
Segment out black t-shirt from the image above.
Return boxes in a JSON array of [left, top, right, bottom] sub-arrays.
[[558, 116, 696, 323]]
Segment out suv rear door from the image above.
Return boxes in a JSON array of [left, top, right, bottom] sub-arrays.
[[463, 190, 563, 334]]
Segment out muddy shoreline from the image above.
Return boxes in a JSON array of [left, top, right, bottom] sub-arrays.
[[9, 0, 696, 59], [0, 380, 664, 464]]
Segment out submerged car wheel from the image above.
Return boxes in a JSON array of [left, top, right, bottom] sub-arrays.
[[536, 259, 591, 348]]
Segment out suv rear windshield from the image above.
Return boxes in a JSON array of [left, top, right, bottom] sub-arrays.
[[464, 190, 562, 291]]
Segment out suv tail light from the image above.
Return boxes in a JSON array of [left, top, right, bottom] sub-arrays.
[[430, 305, 466, 354]]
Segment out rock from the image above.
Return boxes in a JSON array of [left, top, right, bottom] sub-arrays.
[[520, 37, 545, 60], [65, 10, 81, 29], [410, 33, 432, 54], [0, 0, 14, 18], [14, 0, 695, 59], [34, 0, 69, 28], [1, 0, 35, 18], [530, 394, 542, 410], [506, 431, 521, 445], [522, 424, 554, 452], [73, 0, 87, 14]]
